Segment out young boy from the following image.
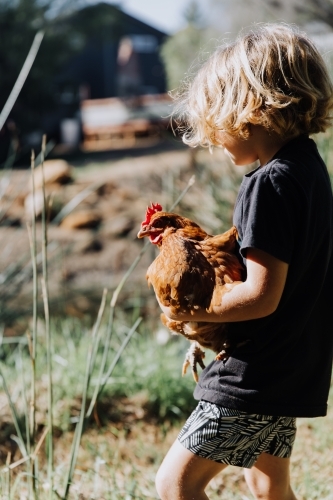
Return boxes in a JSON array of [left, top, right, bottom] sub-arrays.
[[155, 24, 333, 500]]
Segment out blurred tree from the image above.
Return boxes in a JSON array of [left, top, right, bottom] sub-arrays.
[[160, 0, 310, 92], [160, 0, 217, 91], [206, 0, 333, 36], [291, 0, 333, 28], [0, 0, 126, 146], [0, 0, 86, 138], [205, 0, 315, 37]]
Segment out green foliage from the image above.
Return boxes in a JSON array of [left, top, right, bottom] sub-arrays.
[[295, 0, 333, 27], [160, 1, 216, 91], [0, 1, 126, 134], [0, 316, 197, 431], [183, 0, 203, 26], [109, 328, 198, 421], [69, 2, 124, 42], [0, 0, 78, 132], [160, 26, 207, 90], [205, 0, 333, 37], [313, 128, 333, 184]]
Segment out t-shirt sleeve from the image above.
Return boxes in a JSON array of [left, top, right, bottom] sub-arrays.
[[239, 164, 299, 263]]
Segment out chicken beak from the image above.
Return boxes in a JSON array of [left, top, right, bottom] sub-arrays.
[[137, 225, 149, 238]]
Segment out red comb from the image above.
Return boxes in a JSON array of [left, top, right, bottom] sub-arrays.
[[142, 202, 162, 226]]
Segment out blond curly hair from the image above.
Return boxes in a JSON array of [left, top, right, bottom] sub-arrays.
[[176, 24, 333, 147]]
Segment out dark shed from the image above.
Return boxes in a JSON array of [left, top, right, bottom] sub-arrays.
[[56, 3, 167, 102]]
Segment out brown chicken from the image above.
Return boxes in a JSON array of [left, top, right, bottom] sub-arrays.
[[137, 203, 245, 381]]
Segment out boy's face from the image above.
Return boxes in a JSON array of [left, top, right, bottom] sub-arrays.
[[215, 131, 259, 166]]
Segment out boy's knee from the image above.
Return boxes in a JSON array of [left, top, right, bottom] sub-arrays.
[[244, 454, 297, 500], [250, 489, 296, 500], [155, 466, 202, 500], [246, 477, 296, 500]]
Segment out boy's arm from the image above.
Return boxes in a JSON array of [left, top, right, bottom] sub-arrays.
[[159, 248, 289, 323]]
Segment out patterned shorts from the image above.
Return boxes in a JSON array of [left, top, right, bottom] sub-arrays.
[[178, 400, 296, 469]]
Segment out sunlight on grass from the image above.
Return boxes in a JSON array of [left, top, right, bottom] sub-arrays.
[[1, 135, 333, 498]]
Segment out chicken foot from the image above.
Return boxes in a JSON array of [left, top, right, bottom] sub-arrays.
[[161, 313, 232, 381], [182, 341, 206, 382]]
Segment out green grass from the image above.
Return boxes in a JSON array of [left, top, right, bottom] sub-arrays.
[[314, 128, 333, 183], [0, 314, 199, 497], [0, 315, 197, 427], [1, 317, 332, 499], [1, 137, 333, 498]]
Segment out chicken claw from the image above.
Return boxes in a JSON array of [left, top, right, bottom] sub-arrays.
[[215, 350, 228, 361], [214, 340, 230, 361], [182, 341, 206, 382]]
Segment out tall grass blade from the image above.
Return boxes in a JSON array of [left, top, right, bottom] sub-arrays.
[[89, 288, 108, 378], [5, 453, 10, 500], [18, 347, 30, 455], [9, 435, 27, 460], [110, 175, 195, 310], [114, 175, 196, 315], [86, 176, 195, 416], [63, 290, 108, 499], [0, 31, 44, 132], [1, 455, 30, 473], [27, 149, 38, 498], [97, 317, 142, 399], [34, 140, 56, 167], [169, 174, 195, 210], [86, 317, 142, 417], [17, 344, 33, 498], [85, 303, 115, 418], [9, 471, 30, 500], [0, 139, 18, 172], [0, 139, 18, 222], [40, 134, 54, 498], [41, 276, 53, 497], [32, 425, 49, 459], [30, 149, 38, 416], [51, 180, 106, 226], [0, 426, 48, 500], [0, 336, 27, 345], [0, 368, 27, 457]]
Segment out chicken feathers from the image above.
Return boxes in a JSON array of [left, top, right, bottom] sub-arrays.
[[138, 204, 245, 381]]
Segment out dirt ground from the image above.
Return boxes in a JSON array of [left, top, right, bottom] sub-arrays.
[[1, 138, 332, 499], [0, 136, 201, 333]]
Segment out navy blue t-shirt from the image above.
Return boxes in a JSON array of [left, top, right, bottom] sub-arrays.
[[194, 135, 333, 417]]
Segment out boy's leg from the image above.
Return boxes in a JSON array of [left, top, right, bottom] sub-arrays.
[[244, 452, 298, 500], [155, 439, 227, 500]]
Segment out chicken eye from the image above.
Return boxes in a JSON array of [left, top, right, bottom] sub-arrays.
[[154, 217, 171, 228]]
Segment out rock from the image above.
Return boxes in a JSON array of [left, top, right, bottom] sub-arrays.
[[64, 303, 86, 319], [24, 189, 64, 220], [102, 214, 134, 238], [60, 210, 102, 229], [24, 189, 44, 218], [0, 201, 22, 226], [30, 160, 73, 190], [96, 181, 117, 196], [82, 238, 103, 253], [0, 216, 21, 227], [64, 295, 91, 318], [46, 226, 102, 255]]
